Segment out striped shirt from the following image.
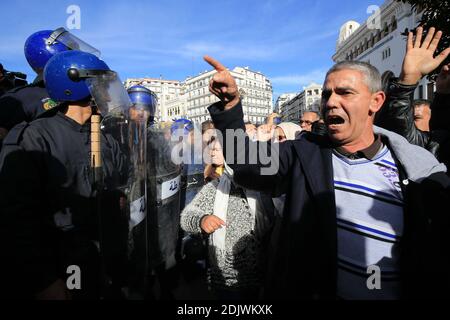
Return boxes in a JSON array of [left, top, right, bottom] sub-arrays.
[[333, 145, 404, 300]]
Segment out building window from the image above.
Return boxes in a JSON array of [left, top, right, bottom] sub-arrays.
[[383, 23, 389, 37], [391, 17, 397, 31], [382, 47, 391, 60], [376, 30, 381, 42]]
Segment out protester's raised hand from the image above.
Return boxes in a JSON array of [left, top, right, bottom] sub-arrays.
[[436, 64, 450, 94], [204, 55, 240, 110], [266, 112, 280, 126], [400, 27, 450, 85], [256, 124, 276, 142]]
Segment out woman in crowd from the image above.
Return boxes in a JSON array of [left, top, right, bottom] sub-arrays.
[[180, 128, 274, 300]]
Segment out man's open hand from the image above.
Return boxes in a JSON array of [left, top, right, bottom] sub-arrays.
[[400, 27, 450, 85], [204, 55, 240, 110]]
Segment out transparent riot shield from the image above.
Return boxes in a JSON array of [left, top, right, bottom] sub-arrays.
[[88, 72, 150, 299], [123, 111, 150, 299], [179, 123, 205, 210], [176, 123, 207, 270], [146, 123, 182, 276]]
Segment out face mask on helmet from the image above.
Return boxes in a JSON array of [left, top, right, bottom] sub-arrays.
[[24, 27, 100, 75], [127, 85, 157, 119], [46, 27, 100, 57], [85, 71, 132, 116]]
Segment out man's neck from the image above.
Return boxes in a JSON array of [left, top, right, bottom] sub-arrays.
[[338, 132, 376, 154], [64, 104, 92, 125]]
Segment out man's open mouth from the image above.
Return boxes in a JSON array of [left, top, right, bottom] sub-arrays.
[[327, 115, 345, 125]]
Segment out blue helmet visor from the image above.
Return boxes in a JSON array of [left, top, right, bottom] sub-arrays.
[[85, 70, 132, 115], [47, 27, 100, 57], [128, 89, 157, 117], [273, 117, 282, 125]]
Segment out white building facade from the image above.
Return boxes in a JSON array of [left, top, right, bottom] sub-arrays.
[[275, 93, 298, 114], [280, 82, 322, 123], [184, 67, 273, 124], [333, 0, 434, 99]]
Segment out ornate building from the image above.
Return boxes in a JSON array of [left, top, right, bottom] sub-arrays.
[[333, 0, 434, 99]]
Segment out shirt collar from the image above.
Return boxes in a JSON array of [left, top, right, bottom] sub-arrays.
[[334, 135, 383, 160], [56, 111, 91, 132]]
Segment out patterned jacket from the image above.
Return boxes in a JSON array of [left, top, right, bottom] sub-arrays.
[[181, 178, 272, 290]]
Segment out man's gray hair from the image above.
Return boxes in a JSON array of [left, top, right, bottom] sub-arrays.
[[326, 61, 382, 93]]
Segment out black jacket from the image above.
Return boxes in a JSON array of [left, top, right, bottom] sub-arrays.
[[375, 78, 450, 170], [0, 80, 50, 131], [209, 101, 450, 299], [0, 111, 127, 298]]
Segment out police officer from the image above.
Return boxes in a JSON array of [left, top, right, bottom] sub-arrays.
[[118, 85, 157, 298], [0, 28, 100, 146], [0, 50, 128, 299]]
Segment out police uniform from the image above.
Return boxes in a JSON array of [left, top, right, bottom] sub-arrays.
[[0, 109, 128, 299], [0, 80, 54, 131]]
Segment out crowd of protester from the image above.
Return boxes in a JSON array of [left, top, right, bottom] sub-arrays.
[[0, 25, 449, 300]]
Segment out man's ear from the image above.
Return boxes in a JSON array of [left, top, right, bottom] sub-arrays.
[[369, 90, 386, 114]]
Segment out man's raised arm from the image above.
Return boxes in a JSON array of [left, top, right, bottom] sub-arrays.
[[204, 55, 293, 194], [377, 27, 450, 149]]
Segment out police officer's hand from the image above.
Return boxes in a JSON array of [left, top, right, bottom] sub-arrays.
[[36, 279, 72, 300], [204, 55, 240, 110], [436, 63, 450, 94], [200, 214, 226, 234], [400, 26, 450, 85]]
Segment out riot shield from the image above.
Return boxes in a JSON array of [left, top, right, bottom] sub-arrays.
[[88, 71, 150, 299], [179, 123, 205, 210], [176, 123, 207, 269], [146, 123, 182, 275]]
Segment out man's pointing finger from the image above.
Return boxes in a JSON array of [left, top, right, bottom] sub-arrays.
[[204, 55, 227, 72]]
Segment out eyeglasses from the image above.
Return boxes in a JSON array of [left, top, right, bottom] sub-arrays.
[[300, 120, 313, 126]]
